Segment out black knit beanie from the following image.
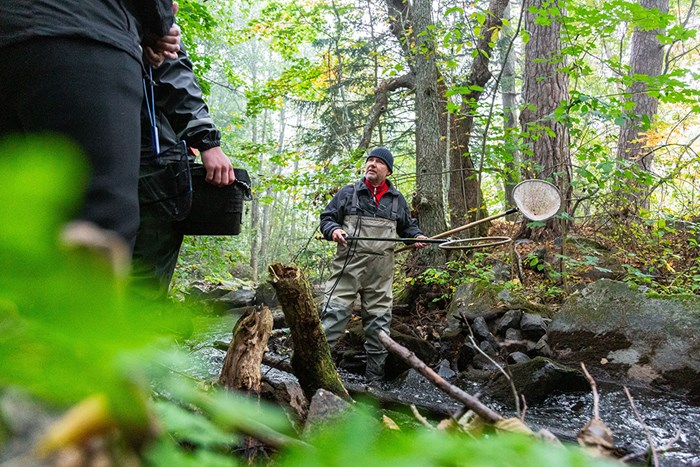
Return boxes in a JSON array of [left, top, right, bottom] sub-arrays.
[[367, 147, 394, 174]]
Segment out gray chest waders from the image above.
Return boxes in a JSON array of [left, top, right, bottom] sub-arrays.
[[321, 189, 400, 380]]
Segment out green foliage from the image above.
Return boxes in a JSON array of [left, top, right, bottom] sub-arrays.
[[0, 138, 191, 426], [177, 0, 219, 92], [412, 255, 503, 303], [278, 406, 618, 467]]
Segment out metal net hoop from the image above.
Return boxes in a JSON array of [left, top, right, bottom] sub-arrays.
[[512, 179, 561, 221], [438, 236, 512, 250]]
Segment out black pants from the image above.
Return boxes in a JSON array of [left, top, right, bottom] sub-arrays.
[[130, 203, 184, 299], [0, 37, 143, 246]]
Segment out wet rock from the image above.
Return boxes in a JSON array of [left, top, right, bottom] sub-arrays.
[[437, 359, 456, 380], [505, 328, 523, 341], [472, 316, 491, 340], [457, 343, 478, 371], [214, 288, 256, 308], [508, 352, 531, 364], [486, 357, 589, 406], [520, 313, 547, 340], [443, 282, 502, 337], [255, 282, 279, 307], [479, 340, 498, 358], [549, 279, 700, 400], [531, 335, 552, 357], [444, 281, 555, 338], [302, 389, 353, 438], [495, 310, 522, 335]]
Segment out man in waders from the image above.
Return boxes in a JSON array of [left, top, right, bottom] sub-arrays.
[[319, 147, 429, 381]]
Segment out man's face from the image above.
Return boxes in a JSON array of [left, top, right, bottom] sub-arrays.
[[365, 157, 390, 185]]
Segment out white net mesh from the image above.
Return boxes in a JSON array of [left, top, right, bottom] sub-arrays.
[[512, 180, 561, 221]]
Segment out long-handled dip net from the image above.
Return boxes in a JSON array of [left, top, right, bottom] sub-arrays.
[[438, 179, 562, 250]]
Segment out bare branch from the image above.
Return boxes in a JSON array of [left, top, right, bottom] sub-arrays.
[[378, 331, 503, 424]]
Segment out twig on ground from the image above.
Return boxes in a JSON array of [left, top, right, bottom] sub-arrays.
[[468, 334, 521, 417], [580, 363, 600, 419], [619, 430, 682, 463], [410, 404, 433, 429], [623, 386, 659, 467]]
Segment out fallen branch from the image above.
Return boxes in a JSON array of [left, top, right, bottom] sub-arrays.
[[378, 331, 503, 424]]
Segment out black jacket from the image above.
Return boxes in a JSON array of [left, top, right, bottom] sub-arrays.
[[0, 0, 151, 63], [141, 43, 221, 158], [320, 178, 423, 241]]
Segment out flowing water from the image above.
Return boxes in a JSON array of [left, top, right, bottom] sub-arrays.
[[186, 314, 700, 466]]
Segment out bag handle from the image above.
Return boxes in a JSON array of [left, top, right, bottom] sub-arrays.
[[142, 66, 160, 155]]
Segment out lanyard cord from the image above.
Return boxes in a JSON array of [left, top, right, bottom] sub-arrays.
[[142, 66, 160, 155]]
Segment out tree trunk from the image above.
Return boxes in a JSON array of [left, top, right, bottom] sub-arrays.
[[268, 263, 350, 401], [616, 0, 669, 211], [413, 0, 447, 267], [519, 0, 572, 237], [218, 307, 273, 392], [446, 0, 510, 234]]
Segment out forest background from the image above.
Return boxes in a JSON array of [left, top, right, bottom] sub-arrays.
[[173, 0, 700, 297]]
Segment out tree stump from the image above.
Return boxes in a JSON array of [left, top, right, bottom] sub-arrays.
[[218, 306, 273, 392], [268, 263, 349, 401]]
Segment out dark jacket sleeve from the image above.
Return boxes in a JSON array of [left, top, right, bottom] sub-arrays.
[[319, 186, 352, 240], [151, 43, 221, 152], [396, 193, 424, 239]]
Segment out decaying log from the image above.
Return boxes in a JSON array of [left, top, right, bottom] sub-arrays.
[[218, 306, 273, 392], [378, 331, 503, 424], [268, 263, 349, 401]]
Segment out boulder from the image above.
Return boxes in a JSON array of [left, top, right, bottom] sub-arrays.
[[495, 310, 522, 335], [486, 357, 589, 406], [549, 279, 700, 400], [520, 313, 547, 340], [214, 288, 256, 308], [472, 316, 491, 340], [302, 389, 353, 438], [443, 281, 554, 337]]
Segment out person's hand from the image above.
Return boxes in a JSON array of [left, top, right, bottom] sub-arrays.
[[412, 235, 429, 249], [143, 24, 181, 67], [331, 229, 348, 246], [201, 146, 235, 186], [143, 3, 181, 67]]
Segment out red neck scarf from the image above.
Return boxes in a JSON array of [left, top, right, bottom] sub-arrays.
[[365, 178, 388, 205]]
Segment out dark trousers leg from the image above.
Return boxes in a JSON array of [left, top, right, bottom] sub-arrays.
[[0, 37, 143, 246], [130, 204, 184, 299]]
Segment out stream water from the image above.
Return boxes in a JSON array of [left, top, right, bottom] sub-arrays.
[[185, 314, 700, 466]]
